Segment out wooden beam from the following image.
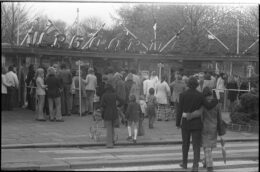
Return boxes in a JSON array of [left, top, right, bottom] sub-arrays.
[[1, 46, 259, 62]]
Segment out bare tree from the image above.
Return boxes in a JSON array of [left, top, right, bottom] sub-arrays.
[[1, 2, 36, 45]]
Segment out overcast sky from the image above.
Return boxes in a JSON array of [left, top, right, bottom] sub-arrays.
[[25, 2, 124, 28], [23, 1, 258, 29]]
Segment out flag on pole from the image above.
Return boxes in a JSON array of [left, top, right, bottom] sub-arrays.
[[44, 20, 58, 34], [153, 20, 157, 31], [208, 34, 215, 40]]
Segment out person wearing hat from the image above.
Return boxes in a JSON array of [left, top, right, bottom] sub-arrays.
[[83, 67, 97, 116], [176, 77, 218, 172]]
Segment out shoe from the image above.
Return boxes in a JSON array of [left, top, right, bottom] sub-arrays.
[[165, 119, 169, 121], [126, 136, 132, 141], [106, 146, 113, 149], [49, 118, 55, 122], [157, 119, 162, 121], [56, 119, 64, 122], [133, 139, 137, 144], [179, 163, 187, 169]]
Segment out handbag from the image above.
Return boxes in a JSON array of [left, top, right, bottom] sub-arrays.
[[217, 109, 227, 136]]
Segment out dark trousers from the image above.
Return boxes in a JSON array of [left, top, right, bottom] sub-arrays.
[[61, 84, 71, 115], [181, 123, 201, 168], [105, 120, 115, 147], [7, 87, 16, 111], [2, 94, 8, 110]]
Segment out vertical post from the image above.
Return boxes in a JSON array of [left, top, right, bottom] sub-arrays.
[[76, 8, 79, 35], [17, 2, 20, 46], [79, 60, 82, 117], [237, 18, 239, 55], [224, 89, 227, 112]]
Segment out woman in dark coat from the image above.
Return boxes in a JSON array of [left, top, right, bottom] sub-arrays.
[[25, 64, 36, 111], [101, 83, 118, 148], [226, 76, 238, 112]]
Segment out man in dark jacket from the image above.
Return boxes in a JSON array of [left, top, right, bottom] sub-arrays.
[[176, 77, 218, 172], [58, 63, 72, 116], [100, 83, 119, 148], [46, 67, 64, 122]]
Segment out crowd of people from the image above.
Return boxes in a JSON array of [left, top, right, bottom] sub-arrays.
[[1, 63, 257, 172]]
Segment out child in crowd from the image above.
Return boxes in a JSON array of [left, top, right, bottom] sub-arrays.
[[147, 88, 157, 129], [126, 95, 142, 144], [138, 95, 147, 136]]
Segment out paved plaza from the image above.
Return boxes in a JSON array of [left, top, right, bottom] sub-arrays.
[[1, 108, 258, 148]]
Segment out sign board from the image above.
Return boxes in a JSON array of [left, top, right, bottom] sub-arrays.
[[75, 60, 89, 66]]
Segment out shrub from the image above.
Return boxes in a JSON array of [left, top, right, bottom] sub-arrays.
[[230, 112, 251, 125]]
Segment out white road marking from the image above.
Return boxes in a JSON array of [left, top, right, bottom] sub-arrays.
[[39, 142, 258, 154], [53, 148, 258, 160], [71, 160, 258, 171]]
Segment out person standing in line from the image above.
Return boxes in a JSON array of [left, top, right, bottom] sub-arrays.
[[83, 68, 97, 116], [126, 95, 142, 144], [113, 72, 126, 125], [106, 67, 115, 88], [35, 68, 47, 121], [143, 74, 151, 103], [138, 95, 146, 136], [216, 73, 225, 108], [169, 71, 186, 120], [46, 67, 64, 122], [226, 75, 238, 112], [2, 67, 11, 111], [25, 64, 36, 111], [146, 88, 157, 129], [71, 70, 87, 115], [176, 77, 218, 172], [59, 63, 72, 116], [155, 75, 171, 121], [196, 72, 204, 92], [5, 66, 19, 111], [100, 83, 118, 148]]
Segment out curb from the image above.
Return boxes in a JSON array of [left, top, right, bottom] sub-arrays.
[[1, 138, 258, 149]]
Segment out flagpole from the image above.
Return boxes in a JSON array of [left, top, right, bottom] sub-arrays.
[[76, 8, 79, 35], [242, 38, 259, 54], [17, 2, 20, 46], [204, 27, 229, 51], [237, 18, 239, 54], [154, 22, 156, 51], [160, 26, 185, 53]]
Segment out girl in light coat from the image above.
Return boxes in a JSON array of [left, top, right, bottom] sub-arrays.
[[155, 75, 171, 121]]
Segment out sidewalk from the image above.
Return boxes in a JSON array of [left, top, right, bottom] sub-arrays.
[[1, 108, 258, 149]]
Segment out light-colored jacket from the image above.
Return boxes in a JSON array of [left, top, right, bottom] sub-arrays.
[[216, 77, 225, 99], [155, 81, 171, 104], [5, 71, 19, 88], [2, 74, 11, 94], [170, 80, 186, 103], [84, 74, 97, 91], [36, 77, 46, 95]]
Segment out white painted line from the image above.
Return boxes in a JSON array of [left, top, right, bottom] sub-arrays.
[[39, 142, 258, 154], [53, 149, 258, 160], [72, 160, 258, 171], [215, 167, 259, 172]]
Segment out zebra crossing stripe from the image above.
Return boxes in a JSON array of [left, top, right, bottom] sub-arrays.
[[70, 160, 258, 171], [53, 148, 258, 160], [38, 142, 258, 154]]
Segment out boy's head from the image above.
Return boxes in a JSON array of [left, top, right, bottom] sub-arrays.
[[129, 95, 136, 102], [149, 88, 155, 95]]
